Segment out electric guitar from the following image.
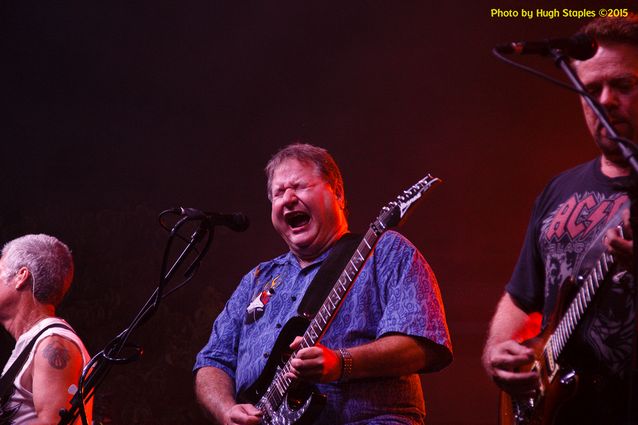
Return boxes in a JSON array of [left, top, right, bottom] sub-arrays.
[[499, 207, 628, 425], [239, 174, 442, 425]]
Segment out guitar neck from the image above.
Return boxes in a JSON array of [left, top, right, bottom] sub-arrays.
[[258, 226, 383, 410], [542, 251, 616, 375], [254, 173, 440, 417], [300, 227, 380, 348]]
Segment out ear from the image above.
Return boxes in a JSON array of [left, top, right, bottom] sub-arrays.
[[14, 267, 30, 290]]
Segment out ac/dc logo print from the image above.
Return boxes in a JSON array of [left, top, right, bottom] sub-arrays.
[[543, 192, 628, 242]]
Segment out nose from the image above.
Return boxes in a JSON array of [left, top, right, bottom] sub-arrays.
[[282, 188, 298, 206], [599, 85, 619, 109]]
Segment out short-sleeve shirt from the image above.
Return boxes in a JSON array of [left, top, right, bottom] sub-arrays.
[[506, 157, 635, 421], [194, 230, 452, 424]]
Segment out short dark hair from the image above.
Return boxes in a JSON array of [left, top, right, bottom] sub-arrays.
[[1, 234, 74, 307], [578, 15, 638, 46], [265, 143, 345, 205]]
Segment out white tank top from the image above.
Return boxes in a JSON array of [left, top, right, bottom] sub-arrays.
[[1, 317, 92, 425]]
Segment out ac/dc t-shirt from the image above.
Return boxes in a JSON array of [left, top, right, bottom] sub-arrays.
[[506, 157, 635, 395]]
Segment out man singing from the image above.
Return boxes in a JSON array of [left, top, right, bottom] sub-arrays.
[[195, 143, 452, 424]]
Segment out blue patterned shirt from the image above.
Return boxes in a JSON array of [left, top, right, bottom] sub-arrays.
[[194, 231, 452, 424]]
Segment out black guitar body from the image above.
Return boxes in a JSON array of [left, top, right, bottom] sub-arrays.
[[237, 175, 441, 425], [239, 316, 326, 425]]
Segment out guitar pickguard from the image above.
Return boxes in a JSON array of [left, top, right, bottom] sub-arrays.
[[258, 386, 326, 425]]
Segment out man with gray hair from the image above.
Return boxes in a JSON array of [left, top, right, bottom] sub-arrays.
[[0, 234, 92, 425], [194, 143, 452, 424]]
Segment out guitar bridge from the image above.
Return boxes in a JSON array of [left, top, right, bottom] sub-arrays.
[[512, 393, 538, 425], [513, 399, 534, 424]]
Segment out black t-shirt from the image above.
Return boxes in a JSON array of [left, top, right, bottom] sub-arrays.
[[506, 157, 635, 422]]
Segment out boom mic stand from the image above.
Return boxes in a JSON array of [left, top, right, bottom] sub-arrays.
[[58, 209, 216, 425]]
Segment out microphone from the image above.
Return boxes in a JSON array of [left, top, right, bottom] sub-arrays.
[[495, 34, 597, 60], [176, 207, 250, 232]]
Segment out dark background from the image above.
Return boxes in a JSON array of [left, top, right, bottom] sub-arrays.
[[1, 1, 634, 424]]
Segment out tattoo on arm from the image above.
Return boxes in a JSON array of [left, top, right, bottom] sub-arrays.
[[42, 341, 71, 370]]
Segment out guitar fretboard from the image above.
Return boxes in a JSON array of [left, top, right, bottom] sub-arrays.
[[256, 222, 387, 413], [253, 174, 440, 421], [542, 251, 616, 376]]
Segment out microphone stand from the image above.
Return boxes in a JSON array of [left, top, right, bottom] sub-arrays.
[[57, 212, 215, 425], [552, 49, 638, 424]]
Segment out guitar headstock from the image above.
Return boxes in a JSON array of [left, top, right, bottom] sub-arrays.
[[373, 174, 442, 231]]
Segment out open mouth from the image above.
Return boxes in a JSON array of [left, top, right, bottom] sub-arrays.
[[284, 211, 311, 229]]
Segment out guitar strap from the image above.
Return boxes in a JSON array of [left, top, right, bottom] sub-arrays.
[[0, 323, 72, 401], [297, 232, 363, 318]]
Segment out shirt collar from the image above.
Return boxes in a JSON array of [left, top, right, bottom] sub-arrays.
[[278, 247, 332, 271]]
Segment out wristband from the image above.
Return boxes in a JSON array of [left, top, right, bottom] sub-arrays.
[[338, 348, 353, 382]]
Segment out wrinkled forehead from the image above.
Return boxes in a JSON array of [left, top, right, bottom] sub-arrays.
[[270, 159, 323, 185], [574, 42, 638, 81]]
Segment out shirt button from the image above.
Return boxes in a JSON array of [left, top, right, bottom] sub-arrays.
[[276, 323, 282, 328], [291, 296, 297, 301], [263, 352, 269, 358]]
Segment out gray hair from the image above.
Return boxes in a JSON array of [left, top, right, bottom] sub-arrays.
[[1, 234, 74, 307], [265, 143, 346, 205]]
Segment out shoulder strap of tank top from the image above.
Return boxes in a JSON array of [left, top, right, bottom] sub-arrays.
[[0, 323, 72, 400]]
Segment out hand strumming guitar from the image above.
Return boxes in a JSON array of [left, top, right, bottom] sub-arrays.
[[285, 336, 342, 383]]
